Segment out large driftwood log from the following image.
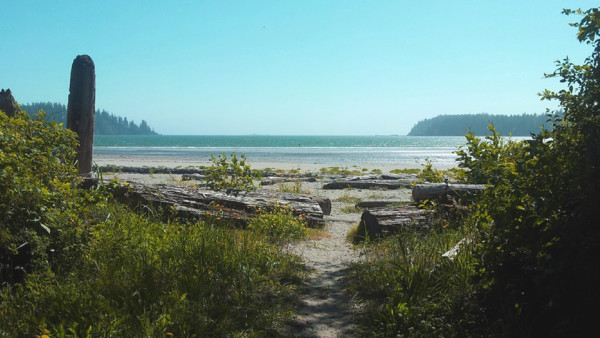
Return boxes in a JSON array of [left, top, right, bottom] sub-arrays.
[[260, 177, 317, 186], [112, 182, 331, 227], [323, 174, 417, 190], [412, 183, 486, 202], [0, 89, 19, 117], [67, 55, 96, 175], [355, 206, 434, 241], [323, 179, 415, 190], [101, 165, 207, 175]]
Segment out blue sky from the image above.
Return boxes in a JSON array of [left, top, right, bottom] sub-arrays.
[[2, 1, 598, 135]]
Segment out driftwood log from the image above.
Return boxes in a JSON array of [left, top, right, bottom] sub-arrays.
[[412, 183, 487, 202], [261, 177, 317, 185], [67, 55, 96, 175], [323, 174, 417, 190], [323, 179, 415, 190], [0, 89, 19, 117], [112, 182, 331, 227], [354, 206, 434, 241], [101, 165, 208, 175]]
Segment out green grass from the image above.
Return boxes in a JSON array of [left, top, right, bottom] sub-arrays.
[[340, 205, 363, 214], [319, 166, 363, 175], [390, 168, 420, 175], [334, 192, 362, 204], [0, 200, 308, 337], [347, 225, 480, 337], [277, 181, 308, 194]]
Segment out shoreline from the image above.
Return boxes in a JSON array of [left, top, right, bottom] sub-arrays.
[[94, 154, 456, 173]]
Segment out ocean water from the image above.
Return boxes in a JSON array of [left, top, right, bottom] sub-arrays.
[[93, 135, 472, 168]]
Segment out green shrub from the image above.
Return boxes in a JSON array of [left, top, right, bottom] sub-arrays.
[[0, 110, 91, 283], [247, 205, 308, 244], [456, 8, 600, 335], [416, 158, 444, 183], [203, 152, 258, 191]]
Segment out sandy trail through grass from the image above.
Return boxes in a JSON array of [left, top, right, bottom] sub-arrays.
[[283, 181, 413, 337], [286, 211, 361, 337]]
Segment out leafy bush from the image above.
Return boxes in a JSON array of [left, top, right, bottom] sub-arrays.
[[456, 8, 600, 335], [349, 9, 600, 336], [0, 110, 90, 284], [203, 152, 258, 191], [416, 158, 444, 183], [247, 205, 308, 244]]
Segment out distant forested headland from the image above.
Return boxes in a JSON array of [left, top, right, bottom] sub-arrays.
[[21, 102, 158, 135], [408, 113, 552, 136]]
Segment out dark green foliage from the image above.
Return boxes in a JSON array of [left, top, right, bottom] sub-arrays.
[[457, 8, 600, 335], [408, 113, 552, 136], [349, 8, 600, 337], [20, 102, 157, 135], [0, 111, 305, 335]]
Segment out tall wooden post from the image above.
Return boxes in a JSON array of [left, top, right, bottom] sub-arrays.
[[67, 55, 95, 175], [0, 89, 19, 117]]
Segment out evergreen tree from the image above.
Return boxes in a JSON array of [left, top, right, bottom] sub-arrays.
[[19, 102, 158, 135]]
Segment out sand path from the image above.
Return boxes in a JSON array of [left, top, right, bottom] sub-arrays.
[[285, 211, 361, 337], [283, 182, 412, 337]]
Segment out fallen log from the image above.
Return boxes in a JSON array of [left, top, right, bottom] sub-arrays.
[[111, 182, 330, 227], [354, 206, 434, 241], [346, 174, 418, 181], [101, 165, 207, 175], [260, 177, 317, 186], [412, 183, 487, 202], [323, 179, 415, 190]]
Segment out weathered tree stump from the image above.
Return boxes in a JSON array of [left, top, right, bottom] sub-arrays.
[[111, 182, 331, 227], [354, 206, 434, 241], [67, 55, 96, 175], [0, 89, 19, 117], [412, 183, 487, 202]]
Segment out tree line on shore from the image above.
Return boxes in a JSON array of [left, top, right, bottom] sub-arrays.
[[20, 102, 157, 135], [408, 113, 552, 136]]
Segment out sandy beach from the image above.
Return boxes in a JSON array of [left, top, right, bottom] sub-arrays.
[[94, 153, 451, 173]]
